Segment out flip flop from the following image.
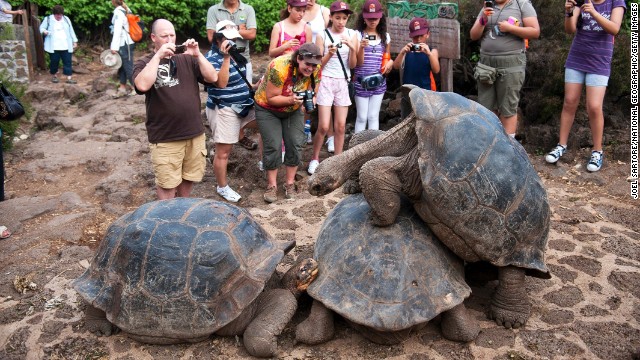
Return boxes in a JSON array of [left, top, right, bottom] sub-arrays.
[[0, 226, 11, 239]]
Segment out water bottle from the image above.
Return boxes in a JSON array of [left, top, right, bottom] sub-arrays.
[[304, 119, 312, 144]]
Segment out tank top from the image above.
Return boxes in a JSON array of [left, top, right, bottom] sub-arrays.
[[276, 21, 308, 55], [306, 5, 326, 43], [403, 51, 431, 90], [321, 28, 353, 80]]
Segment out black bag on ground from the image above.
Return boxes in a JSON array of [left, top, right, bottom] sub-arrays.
[[0, 83, 25, 121]]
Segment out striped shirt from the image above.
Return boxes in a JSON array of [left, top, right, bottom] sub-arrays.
[[565, 0, 626, 77], [354, 31, 390, 97], [205, 45, 253, 110]]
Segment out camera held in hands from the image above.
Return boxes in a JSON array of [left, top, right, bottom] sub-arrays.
[[484, 0, 494, 8], [574, 0, 585, 7], [295, 90, 316, 113], [174, 44, 186, 54], [410, 44, 421, 52], [331, 40, 343, 49], [367, 34, 376, 41]]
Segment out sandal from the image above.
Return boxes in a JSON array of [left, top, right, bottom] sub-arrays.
[[51, 76, 59, 83], [0, 226, 11, 239]]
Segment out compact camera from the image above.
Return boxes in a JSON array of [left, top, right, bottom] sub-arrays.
[[331, 40, 343, 49], [295, 90, 316, 113], [367, 34, 376, 41], [410, 44, 421, 52], [174, 44, 186, 54], [484, 0, 494, 8], [574, 0, 585, 6]]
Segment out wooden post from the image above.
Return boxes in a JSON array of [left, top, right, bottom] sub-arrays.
[[440, 58, 453, 92], [20, 11, 33, 80]]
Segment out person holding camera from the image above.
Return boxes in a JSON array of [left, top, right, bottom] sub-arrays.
[[269, 0, 313, 58], [393, 17, 439, 96], [307, 1, 358, 175], [133, 19, 219, 200], [469, 0, 539, 138], [353, 0, 392, 133], [205, 20, 260, 203], [544, 0, 626, 172], [254, 43, 322, 203]]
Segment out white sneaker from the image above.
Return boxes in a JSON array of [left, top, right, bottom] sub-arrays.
[[545, 144, 566, 164], [326, 136, 335, 153], [308, 159, 319, 175], [258, 160, 264, 172], [217, 185, 241, 203]]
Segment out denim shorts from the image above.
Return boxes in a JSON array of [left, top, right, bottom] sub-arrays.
[[565, 68, 609, 87]]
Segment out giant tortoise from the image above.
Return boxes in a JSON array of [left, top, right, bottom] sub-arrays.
[[295, 193, 479, 345], [308, 87, 551, 329], [72, 198, 316, 358]]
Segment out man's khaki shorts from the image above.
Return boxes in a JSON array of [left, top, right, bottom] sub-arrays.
[[206, 106, 255, 144], [477, 53, 526, 117], [149, 133, 207, 189]]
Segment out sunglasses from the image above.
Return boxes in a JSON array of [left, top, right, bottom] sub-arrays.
[[298, 53, 322, 61], [170, 59, 177, 77]]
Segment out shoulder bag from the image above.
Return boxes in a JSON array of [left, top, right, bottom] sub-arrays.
[[0, 83, 25, 121]]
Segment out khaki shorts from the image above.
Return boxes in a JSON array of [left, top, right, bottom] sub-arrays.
[[206, 106, 255, 144], [477, 53, 526, 117], [149, 133, 207, 189]]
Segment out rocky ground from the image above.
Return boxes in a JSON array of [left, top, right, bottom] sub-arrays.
[[0, 49, 638, 360]]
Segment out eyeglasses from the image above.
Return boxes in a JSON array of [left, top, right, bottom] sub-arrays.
[[170, 59, 177, 77], [299, 53, 322, 61]]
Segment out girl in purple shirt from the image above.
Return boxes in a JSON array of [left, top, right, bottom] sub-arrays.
[[545, 0, 626, 172]]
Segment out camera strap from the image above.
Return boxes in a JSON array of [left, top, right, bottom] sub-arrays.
[[325, 29, 350, 82]]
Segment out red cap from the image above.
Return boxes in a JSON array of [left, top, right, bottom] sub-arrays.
[[409, 17, 429, 37], [287, 0, 308, 7], [329, 1, 353, 15], [362, 0, 383, 19]]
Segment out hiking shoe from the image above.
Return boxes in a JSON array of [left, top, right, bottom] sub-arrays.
[[112, 88, 128, 99], [307, 159, 319, 175], [545, 144, 566, 164], [52, 76, 59, 83], [326, 136, 335, 153], [284, 183, 296, 199], [238, 136, 257, 150], [264, 185, 277, 203], [258, 160, 264, 171], [66, 78, 77, 84], [586, 151, 603, 172], [217, 185, 241, 203]]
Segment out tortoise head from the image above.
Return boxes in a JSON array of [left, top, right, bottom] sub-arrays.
[[295, 258, 319, 291], [308, 159, 343, 196]]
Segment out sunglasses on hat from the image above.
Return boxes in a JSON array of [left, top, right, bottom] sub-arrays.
[[299, 53, 322, 61]]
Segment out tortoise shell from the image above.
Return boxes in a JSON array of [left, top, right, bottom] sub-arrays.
[[73, 198, 284, 340], [308, 194, 470, 331], [409, 89, 550, 276]]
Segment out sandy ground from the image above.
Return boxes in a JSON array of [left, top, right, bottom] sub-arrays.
[[0, 51, 639, 360]]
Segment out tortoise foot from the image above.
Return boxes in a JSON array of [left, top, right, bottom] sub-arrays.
[[489, 266, 530, 329], [85, 305, 114, 336], [342, 179, 361, 194], [295, 300, 334, 345], [441, 304, 480, 342]]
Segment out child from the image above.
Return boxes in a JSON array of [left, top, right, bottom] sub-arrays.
[[308, 1, 358, 175], [353, 0, 392, 133], [393, 17, 440, 119], [269, 0, 313, 58]]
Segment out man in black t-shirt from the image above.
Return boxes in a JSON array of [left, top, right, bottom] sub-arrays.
[[133, 19, 222, 200]]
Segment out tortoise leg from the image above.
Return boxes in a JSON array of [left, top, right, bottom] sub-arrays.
[[360, 156, 404, 226], [440, 303, 480, 342], [84, 303, 114, 337], [243, 288, 297, 358], [490, 266, 530, 329], [295, 300, 335, 345]]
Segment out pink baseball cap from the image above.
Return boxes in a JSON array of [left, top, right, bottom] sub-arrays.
[[362, 0, 383, 19], [329, 1, 353, 15], [409, 17, 429, 37], [287, 0, 308, 7]]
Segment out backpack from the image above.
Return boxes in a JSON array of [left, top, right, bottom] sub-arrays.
[[121, 9, 145, 42]]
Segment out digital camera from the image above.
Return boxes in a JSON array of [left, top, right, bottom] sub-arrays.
[[574, 0, 585, 6], [484, 0, 493, 8], [410, 44, 421, 52], [331, 40, 343, 48], [174, 44, 186, 54], [367, 34, 376, 41], [295, 90, 316, 113]]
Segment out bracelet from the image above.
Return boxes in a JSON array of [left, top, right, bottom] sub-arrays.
[[479, 17, 487, 26]]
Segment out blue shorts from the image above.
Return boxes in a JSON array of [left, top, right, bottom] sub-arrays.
[[565, 68, 609, 87]]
